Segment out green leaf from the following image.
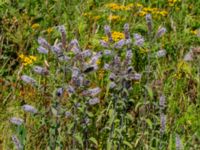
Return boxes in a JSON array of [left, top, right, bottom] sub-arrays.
[[89, 137, 98, 146], [123, 141, 133, 149], [75, 133, 83, 148], [145, 118, 153, 129], [144, 85, 153, 100]]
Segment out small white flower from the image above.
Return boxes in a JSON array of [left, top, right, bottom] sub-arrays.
[[22, 104, 37, 114], [10, 117, 24, 125]]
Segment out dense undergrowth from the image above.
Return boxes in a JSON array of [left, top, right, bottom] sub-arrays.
[[0, 0, 200, 149]]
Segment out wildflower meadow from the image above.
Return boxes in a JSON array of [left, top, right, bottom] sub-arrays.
[[0, 0, 200, 149]]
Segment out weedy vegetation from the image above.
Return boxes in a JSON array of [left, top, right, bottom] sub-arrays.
[[0, 0, 200, 149]]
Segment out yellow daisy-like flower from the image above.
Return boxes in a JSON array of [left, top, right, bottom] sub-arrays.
[[19, 54, 37, 66], [93, 15, 101, 21], [102, 31, 125, 42], [31, 23, 40, 29], [108, 15, 120, 21], [47, 28, 53, 34]]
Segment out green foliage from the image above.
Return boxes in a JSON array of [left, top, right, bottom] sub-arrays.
[[1, 0, 200, 149]]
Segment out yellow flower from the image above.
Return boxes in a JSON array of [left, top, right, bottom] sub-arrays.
[[19, 54, 36, 66], [108, 15, 120, 21], [98, 69, 105, 79], [31, 23, 40, 29], [138, 11, 147, 16], [47, 28, 53, 34], [102, 31, 125, 42], [93, 15, 101, 21]]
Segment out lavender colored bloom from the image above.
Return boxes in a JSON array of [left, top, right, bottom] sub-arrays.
[[72, 67, 80, 79], [159, 95, 166, 109], [58, 25, 67, 48], [104, 25, 113, 42], [109, 73, 117, 81], [104, 63, 110, 70], [67, 85, 75, 94], [146, 14, 153, 33], [114, 39, 125, 49], [56, 87, 64, 97], [160, 113, 166, 134], [33, 66, 49, 75], [68, 39, 79, 50], [12, 135, 22, 150], [100, 40, 109, 48], [22, 104, 37, 114], [51, 45, 62, 55], [21, 75, 37, 85], [82, 87, 101, 97], [176, 134, 182, 150], [88, 97, 100, 105], [37, 46, 48, 54], [90, 52, 102, 64], [134, 34, 144, 46], [81, 50, 92, 58], [104, 49, 112, 55], [65, 111, 72, 118], [124, 50, 133, 65], [71, 46, 81, 54], [131, 73, 142, 81], [156, 49, 167, 58], [38, 37, 51, 49], [58, 55, 70, 62], [124, 23, 130, 39], [156, 27, 167, 38], [10, 117, 24, 125]]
